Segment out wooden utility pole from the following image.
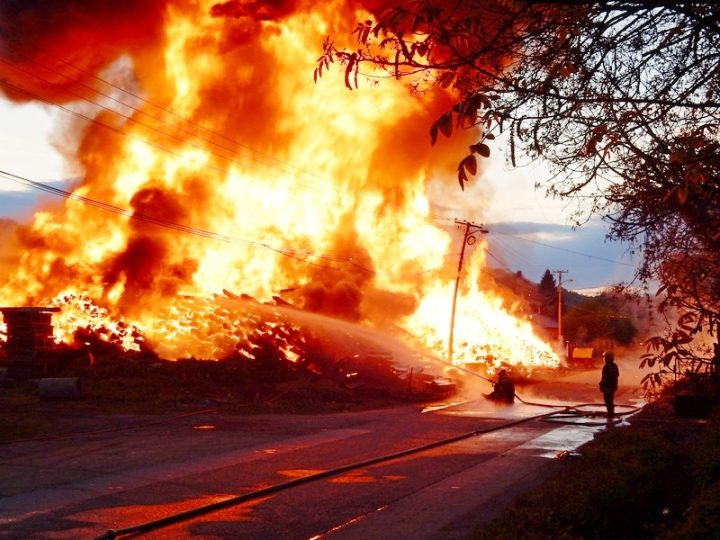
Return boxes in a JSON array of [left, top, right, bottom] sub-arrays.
[[553, 269, 569, 345], [448, 220, 488, 364]]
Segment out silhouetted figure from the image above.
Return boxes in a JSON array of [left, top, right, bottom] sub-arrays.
[[488, 369, 515, 403], [599, 351, 620, 417]]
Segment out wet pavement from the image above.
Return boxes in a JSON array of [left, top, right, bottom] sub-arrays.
[[0, 373, 641, 539]]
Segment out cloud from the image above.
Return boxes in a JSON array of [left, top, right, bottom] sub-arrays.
[[485, 219, 639, 289], [0, 190, 41, 220], [0, 177, 75, 221]]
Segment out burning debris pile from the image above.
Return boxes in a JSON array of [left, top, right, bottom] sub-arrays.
[[1, 293, 457, 399], [0, 0, 559, 382]]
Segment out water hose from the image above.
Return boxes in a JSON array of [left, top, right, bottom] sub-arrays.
[[92, 406, 571, 539]]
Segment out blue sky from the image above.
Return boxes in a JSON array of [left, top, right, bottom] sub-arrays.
[[485, 221, 638, 290], [0, 96, 638, 291], [427, 137, 640, 291]]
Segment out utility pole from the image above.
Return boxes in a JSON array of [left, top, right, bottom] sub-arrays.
[[553, 269, 569, 346], [448, 219, 488, 364]]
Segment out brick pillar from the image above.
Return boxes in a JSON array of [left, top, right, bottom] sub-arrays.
[[0, 307, 61, 380]]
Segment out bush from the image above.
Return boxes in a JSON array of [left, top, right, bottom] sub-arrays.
[[471, 427, 688, 540]]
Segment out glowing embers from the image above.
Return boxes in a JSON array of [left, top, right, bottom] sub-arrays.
[[49, 294, 144, 352], [0, 1, 560, 378]]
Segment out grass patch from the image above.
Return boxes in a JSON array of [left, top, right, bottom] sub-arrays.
[[471, 408, 720, 540]]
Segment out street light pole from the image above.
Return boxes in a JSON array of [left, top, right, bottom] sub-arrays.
[[448, 220, 488, 364]]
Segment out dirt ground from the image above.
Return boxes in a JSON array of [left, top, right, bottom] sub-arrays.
[[0, 350, 420, 443]]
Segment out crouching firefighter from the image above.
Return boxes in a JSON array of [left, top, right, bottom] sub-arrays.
[[487, 369, 515, 403]]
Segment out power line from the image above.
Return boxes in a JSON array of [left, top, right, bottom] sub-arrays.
[[0, 169, 454, 281], [0, 74, 410, 241], [5, 53, 634, 275], [0, 60, 332, 196], [488, 235, 537, 268], [0, 169, 377, 275], [0, 47, 430, 221], [0, 52, 330, 191], [484, 247, 516, 275], [0, 52, 639, 284], [493, 230, 636, 266], [25, 45, 334, 185], [0, 77, 283, 191]]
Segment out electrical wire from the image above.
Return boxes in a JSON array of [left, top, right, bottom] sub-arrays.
[[0, 72, 438, 279], [4, 54, 636, 281], [489, 235, 539, 269], [484, 247, 518, 275], [0, 49, 433, 221], [0, 63, 336, 199], [492, 230, 636, 267], [0, 169, 376, 275], [22, 45, 336, 187], [0, 55, 636, 288]]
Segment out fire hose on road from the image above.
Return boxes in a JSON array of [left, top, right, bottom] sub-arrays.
[[91, 394, 638, 540], [91, 358, 640, 539], [90, 407, 563, 539], [431, 353, 641, 424]]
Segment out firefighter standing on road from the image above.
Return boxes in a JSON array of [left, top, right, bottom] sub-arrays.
[[599, 351, 620, 418]]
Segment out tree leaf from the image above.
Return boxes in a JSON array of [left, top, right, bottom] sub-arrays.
[[344, 54, 356, 90], [457, 167, 467, 190], [430, 124, 439, 146], [476, 143, 490, 157], [438, 111, 453, 138], [677, 185, 689, 204], [438, 71, 455, 88], [463, 155, 477, 175], [360, 26, 370, 44], [461, 108, 478, 128]]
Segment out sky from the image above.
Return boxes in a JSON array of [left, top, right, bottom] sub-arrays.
[[477, 149, 639, 291], [0, 95, 639, 292]]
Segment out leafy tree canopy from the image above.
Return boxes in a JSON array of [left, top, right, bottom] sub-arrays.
[[317, 0, 720, 390], [538, 269, 556, 297], [538, 268, 557, 317], [564, 294, 638, 346]]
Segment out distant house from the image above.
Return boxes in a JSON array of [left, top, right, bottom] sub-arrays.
[[528, 312, 558, 341]]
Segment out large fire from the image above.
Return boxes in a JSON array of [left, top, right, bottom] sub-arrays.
[[0, 0, 559, 373]]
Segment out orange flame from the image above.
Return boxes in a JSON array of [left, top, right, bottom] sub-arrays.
[[0, 0, 559, 372]]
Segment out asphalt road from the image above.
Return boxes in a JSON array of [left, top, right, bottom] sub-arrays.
[[0, 369, 642, 540]]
